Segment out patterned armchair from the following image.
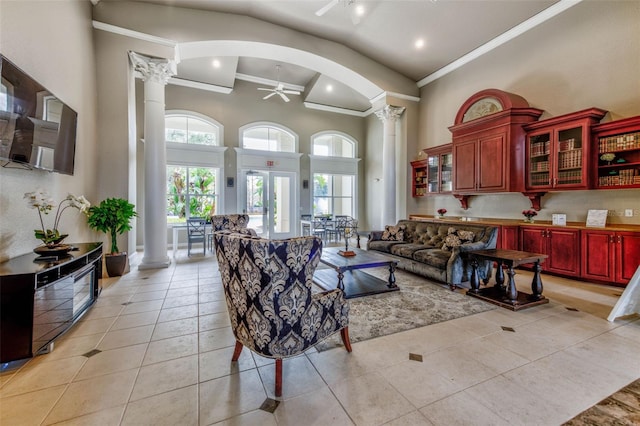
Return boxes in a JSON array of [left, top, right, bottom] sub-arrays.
[[213, 232, 351, 397], [210, 214, 251, 232]]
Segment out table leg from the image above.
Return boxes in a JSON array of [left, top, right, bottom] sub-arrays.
[[494, 260, 505, 291], [356, 233, 361, 249], [530, 261, 544, 300], [337, 270, 345, 292], [387, 263, 397, 289], [173, 227, 179, 258], [469, 256, 480, 294], [505, 265, 518, 304]]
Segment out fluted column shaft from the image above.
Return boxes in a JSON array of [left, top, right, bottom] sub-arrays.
[[375, 105, 405, 229], [129, 52, 175, 269]]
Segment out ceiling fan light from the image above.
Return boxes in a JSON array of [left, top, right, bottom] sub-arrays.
[[212, 59, 221, 68]]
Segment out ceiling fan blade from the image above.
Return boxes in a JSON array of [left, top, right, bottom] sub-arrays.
[[263, 92, 277, 100], [282, 90, 301, 95], [279, 92, 290, 102], [315, 0, 339, 16]]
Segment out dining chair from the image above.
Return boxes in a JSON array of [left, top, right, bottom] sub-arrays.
[[186, 217, 207, 256]]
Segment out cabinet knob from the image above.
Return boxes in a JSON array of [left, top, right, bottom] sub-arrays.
[[618, 236, 622, 243]]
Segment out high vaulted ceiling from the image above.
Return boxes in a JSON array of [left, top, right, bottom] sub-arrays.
[[96, 0, 566, 112]]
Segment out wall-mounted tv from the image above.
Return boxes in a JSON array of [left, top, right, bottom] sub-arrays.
[[0, 54, 77, 175]]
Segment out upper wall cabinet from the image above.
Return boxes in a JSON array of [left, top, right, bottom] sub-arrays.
[[523, 108, 607, 191], [591, 115, 640, 189], [449, 89, 543, 195]]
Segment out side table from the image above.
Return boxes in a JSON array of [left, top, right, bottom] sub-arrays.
[[467, 249, 549, 311]]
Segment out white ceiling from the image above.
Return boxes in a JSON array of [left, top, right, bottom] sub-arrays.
[[97, 0, 562, 112]]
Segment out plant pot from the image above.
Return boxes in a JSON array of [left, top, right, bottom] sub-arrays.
[[105, 252, 128, 277]]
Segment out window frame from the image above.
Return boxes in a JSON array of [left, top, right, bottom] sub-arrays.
[[239, 121, 298, 153], [165, 110, 223, 147]]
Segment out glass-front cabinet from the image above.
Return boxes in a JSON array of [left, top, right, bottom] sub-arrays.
[[523, 108, 607, 191], [591, 115, 640, 189], [411, 144, 452, 197], [427, 144, 453, 194]]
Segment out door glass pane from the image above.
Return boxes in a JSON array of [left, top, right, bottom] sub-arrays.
[[273, 176, 291, 233], [246, 173, 265, 235]]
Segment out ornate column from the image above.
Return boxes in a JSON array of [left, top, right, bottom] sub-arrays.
[[129, 52, 176, 270], [375, 105, 405, 228]]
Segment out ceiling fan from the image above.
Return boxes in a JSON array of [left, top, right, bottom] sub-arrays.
[[257, 65, 301, 102]]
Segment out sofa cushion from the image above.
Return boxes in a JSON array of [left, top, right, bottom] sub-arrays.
[[390, 243, 428, 258], [412, 248, 450, 269], [442, 227, 475, 251], [367, 240, 405, 254], [381, 224, 405, 241]]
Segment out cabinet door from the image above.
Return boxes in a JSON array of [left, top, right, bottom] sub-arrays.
[[554, 125, 588, 189], [581, 230, 614, 282], [520, 226, 546, 254], [453, 140, 476, 192], [477, 133, 507, 191], [616, 231, 640, 284], [546, 228, 581, 275], [526, 132, 552, 190], [498, 225, 520, 250]]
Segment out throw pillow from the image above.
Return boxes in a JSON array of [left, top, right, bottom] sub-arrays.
[[381, 225, 405, 241], [441, 227, 475, 251]]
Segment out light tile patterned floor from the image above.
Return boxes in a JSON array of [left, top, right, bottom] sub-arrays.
[[1, 249, 639, 425]]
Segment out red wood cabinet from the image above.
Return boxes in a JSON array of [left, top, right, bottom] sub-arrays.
[[497, 225, 520, 250], [449, 89, 543, 195], [591, 115, 640, 189], [523, 108, 607, 191], [410, 158, 428, 197], [520, 226, 581, 276], [581, 229, 640, 286]]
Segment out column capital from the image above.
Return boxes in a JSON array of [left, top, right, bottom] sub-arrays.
[[375, 105, 406, 123], [129, 51, 176, 85]]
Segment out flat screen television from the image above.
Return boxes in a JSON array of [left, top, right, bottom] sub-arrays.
[[0, 54, 77, 175]]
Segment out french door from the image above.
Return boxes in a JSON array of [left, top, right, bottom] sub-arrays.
[[243, 170, 296, 239]]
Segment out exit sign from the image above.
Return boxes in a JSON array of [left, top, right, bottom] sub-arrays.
[[266, 160, 274, 167]]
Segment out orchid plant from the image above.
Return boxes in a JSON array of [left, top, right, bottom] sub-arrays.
[[24, 189, 90, 247]]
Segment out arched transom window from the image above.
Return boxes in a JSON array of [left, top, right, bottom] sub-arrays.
[[242, 124, 296, 152], [312, 132, 355, 158], [165, 113, 220, 146]]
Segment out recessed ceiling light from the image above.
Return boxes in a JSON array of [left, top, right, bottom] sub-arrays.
[[415, 39, 425, 49], [212, 59, 221, 68], [355, 5, 365, 16], [326, 84, 333, 93]]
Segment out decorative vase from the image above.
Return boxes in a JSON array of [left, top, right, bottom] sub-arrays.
[[524, 217, 534, 223], [34, 244, 72, 257], [105, 252, 128, 277]]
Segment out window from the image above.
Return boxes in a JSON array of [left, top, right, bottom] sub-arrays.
[[165, 111, 224, 223], [313, 174, 354, 217], [242, 125, 296, 152], [312, 133, 355, 158], [166, 165, 218, 223], [311, 132, 358, 218], [165, 114, 219, 146]]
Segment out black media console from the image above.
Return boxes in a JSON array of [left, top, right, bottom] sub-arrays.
[[0, 242, 103, 364]]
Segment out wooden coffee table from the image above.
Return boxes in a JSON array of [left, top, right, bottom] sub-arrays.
[[313, 247, 399, 299]]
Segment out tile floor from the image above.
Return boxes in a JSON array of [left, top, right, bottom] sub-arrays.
[[1, 248, 639, 425]]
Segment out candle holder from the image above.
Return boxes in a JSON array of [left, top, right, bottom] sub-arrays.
[[339, 226, 356, 257]]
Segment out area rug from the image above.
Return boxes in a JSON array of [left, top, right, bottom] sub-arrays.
[[314, 267, 496, 351], [563, 378, 640, 425]]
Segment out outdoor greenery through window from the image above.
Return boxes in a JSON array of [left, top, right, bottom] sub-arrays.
[[242, 125, 295, 152], [166, 166, 218, 223], [313, 173, 354, 217], [165, 115, 219, 146]]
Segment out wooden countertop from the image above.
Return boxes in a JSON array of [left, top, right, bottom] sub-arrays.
[[408, 214, 640, 232]]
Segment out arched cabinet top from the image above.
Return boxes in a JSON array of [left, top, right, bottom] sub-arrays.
[[454, 88, 532, 125]]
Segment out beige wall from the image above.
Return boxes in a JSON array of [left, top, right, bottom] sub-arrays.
[[416, 0, 640, 225], [0, 1, 99, 261]]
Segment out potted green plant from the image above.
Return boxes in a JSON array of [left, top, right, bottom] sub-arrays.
[[86, 198, 137, 276]]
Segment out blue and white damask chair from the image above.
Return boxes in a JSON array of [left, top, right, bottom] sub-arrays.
[[208, 214, 254, 249], [213, 232, 352, 397]]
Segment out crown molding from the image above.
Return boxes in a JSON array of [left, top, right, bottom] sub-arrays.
[[304, 102, 371, 117], [168, 77, 233, 94]]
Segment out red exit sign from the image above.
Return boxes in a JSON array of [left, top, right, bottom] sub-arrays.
[[266, 160, 275, 167]]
